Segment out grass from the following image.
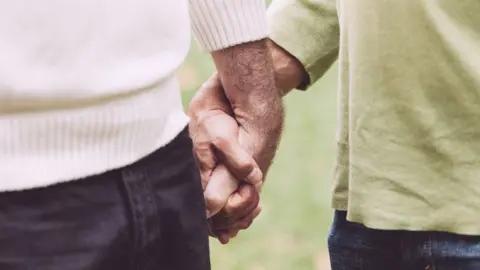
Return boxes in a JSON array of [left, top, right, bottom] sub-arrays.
[[179, 41, 339, 270]]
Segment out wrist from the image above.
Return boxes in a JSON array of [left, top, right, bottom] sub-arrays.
[[267, 39, 308, 95], [211, 40, 285, 176], [212, 39, 282, 124]]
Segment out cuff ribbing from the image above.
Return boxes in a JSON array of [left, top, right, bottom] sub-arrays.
[[189, 0, 269, 52]]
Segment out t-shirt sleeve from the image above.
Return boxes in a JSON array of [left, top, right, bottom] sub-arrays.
[[268, 0, 340, 89]]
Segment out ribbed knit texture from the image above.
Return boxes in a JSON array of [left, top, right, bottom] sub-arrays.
[[0, 0, 269, 192], [189, 0, 269, 51], [1, 78, 189, 191]]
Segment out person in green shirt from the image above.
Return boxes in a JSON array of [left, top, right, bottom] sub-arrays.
[[189, 0, 480, 269]]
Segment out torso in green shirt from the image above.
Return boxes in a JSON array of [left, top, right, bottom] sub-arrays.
[[269, 0, 480, 234]]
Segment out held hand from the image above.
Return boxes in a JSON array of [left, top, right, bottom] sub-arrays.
[[208, 183, 262, 244], [188, 75, 263, 218], [193, 39, 303, 243], [205, 163, 263, 244], [189, 61, 284, 242]]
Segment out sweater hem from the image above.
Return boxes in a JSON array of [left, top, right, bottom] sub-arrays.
[[0, 77, 189, 192]]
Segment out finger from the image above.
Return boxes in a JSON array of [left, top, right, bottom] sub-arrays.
[[206, 185, 259, 230], [217, 229, 239, 245], [228, 230, 239, 238], [191, 111, 240, 190], [207, 185, 259, 231], [212, 203, 262, 231], [212, 138, 263, 190], [204, 165, 240, 218], [218, 233, 231, 245], [223, 184, 260, 220], [207, 219, 218, 238], [215, 206, 261, 244], [192, 141, 217, 190], [229, 205, 262, 230]]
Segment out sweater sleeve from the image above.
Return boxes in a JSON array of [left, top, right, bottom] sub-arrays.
[[189, 0, 269, 52], [268, 0, 340, 89]]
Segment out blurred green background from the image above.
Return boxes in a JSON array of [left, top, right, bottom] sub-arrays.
[[178, 39, 339, 270]]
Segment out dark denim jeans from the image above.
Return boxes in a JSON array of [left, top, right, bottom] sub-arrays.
[[328, 211, 480, 270], [0, 128, 210, 270]]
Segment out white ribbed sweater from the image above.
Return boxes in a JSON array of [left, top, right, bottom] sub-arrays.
[[0, 0, 268, 191]]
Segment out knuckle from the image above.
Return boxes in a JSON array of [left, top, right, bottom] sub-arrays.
[[224, 206, 241, 218], [236, 158, 254, 175], [195, 114, 210, 129], [226, 197, 255, 215], [193, 147, 216, 168], [239, 195, 257, 209], [193, 140, 211, 153], [224, 202, 241, 215], [231, 193, 255, 209], [244, 168, 262, 186], [205, 192, 227, 210], [211, 135, 230, 150], [238, 220, 253, 230], [243, 185, 258, 201], [256, 170, 264, 182]]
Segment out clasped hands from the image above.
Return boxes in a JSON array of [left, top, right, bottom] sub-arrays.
[[188, 38, 305, 244], [188, 74, 268, 244]]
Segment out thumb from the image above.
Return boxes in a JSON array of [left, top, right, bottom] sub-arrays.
[[192, 141, 216, 190], [204, 165, 239, 218], [212, 138, 263, 190]]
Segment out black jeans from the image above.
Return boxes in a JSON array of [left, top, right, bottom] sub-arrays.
[[0, 128, 210, 270], [328, 211, 480, 270]]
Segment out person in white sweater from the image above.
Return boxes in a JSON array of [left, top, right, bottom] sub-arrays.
[[0, 0, 284, 269]]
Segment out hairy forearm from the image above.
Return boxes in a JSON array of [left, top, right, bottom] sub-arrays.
[[267, 39, 309, 96], [211, 40, 284, 173]]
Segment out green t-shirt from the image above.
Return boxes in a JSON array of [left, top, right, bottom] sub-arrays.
[[268, 0, 480, 234]]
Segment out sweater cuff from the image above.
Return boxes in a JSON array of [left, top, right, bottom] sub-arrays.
[[189, 0, 269, 52]]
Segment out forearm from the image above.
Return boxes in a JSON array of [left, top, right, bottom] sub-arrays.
[[211, 40, 284, 173], [189, 1, 297, 174]]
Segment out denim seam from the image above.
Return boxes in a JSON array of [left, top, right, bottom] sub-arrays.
[[143, 169, 161, 238], [121, 169, 146, 263]]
